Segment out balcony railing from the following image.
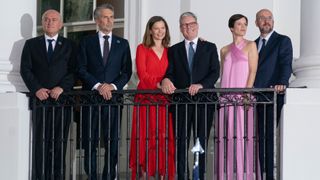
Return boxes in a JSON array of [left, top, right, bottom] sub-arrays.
[[27, 88, 278, 180]]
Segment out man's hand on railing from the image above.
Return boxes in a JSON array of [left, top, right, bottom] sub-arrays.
[[50, 86, 64, 100], [35, 88, 50, 101], [188, 84, 203, 96], [161, 78, 176, 94], [272, 85, 286, 94], [97, 83, 114, 100]]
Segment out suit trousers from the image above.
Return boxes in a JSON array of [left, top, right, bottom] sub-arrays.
[[171, 93, 215, 180], [82, 99, 122, 180], [257, 93, 284, 180], [31, 107, 71, 180]]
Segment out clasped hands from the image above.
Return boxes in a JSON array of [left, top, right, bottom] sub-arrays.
[[97, 83, 114, 100], [35, 86, 63, 101], [161, 78, 203, 96]]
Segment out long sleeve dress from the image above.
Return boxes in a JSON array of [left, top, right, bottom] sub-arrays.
[[129, 44, 175, 179]]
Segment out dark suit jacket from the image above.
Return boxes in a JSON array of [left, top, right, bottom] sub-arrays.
[[20, 35, 76, 94], [78, 33, 132, 90], [254, 31, 293, 88], [165, 39, 220, 89]]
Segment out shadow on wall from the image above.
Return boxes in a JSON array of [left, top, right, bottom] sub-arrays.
[[8, 13, 33, 92]]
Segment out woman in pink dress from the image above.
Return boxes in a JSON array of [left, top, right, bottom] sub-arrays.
[[215, 14, 260, 180], [129, 16, 175, 180]]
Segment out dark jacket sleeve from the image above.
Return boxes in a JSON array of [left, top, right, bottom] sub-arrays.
[[77, 38, 100, 89], [20, 40, 42, 94], [58, 40, 77, 91], [277, 36, 293, 86], [164, 47, 175, 82], [197, 43, 220, 88], [112, 39, 132, 90]]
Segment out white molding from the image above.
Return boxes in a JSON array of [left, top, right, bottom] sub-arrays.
[[0, 61, 28, 92], [282, 88, 320, 180], [0, 92, 30, 180]]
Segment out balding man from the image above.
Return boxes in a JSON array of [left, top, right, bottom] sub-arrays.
[[20, 9, 76, 180], [254, 8, 293, 180]]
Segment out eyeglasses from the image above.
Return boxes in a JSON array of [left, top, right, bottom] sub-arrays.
[[257, 16, 273, 21], [180, 22, 197, 29]]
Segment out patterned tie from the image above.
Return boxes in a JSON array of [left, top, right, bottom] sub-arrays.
[[188, 41, 195, 71], [103, 35, 110, 66], [47, 39, 54, 61], [259, 38, 266, 54]]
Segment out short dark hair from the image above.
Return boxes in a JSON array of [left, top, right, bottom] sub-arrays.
[[228, 14, 248, 28], [143, 16, 171, 48], [94, 3, 114, 20]]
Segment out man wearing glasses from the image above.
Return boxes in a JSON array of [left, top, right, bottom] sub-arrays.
[[161, 11, 220, 180], [254, 8, 293, 180]]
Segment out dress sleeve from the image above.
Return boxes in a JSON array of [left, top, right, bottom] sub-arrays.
[[136, 44, 162, 89]]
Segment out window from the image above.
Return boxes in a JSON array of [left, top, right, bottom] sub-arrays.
[[37, 0, 124, 44]]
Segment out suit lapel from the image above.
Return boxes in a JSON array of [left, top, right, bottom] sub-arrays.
[[105, 35, 117, 67], [92, 33, 104, 66], [257, 31, 279, 65], [179, 41, 191, 74], [38, 36, 49, 63], [50, 36, 63, 62], [192, 39, 204, 69]]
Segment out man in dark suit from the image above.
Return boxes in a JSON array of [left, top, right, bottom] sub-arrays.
[[161, 12, 220, 180], [254, 9, 293, 180], [20, 9, 76, 180], [77, 3, 132, 180]]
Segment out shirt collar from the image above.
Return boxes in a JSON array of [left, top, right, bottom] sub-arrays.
[[260, 30, 274, 43], [45, 34, 58, 41], [185, 37, 199, 46], [99, 31, 112, 39]]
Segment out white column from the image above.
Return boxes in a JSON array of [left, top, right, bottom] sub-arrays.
[[0, 1, 35, 179], [282, 88, 320, 180], [0, 93, 30, 180], [291, 0, 320, 88], [0, 0, 36, 92]]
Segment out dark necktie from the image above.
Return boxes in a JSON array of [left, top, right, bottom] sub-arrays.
[[103, 35, 110, 66], [188, 41, 195, 71], [259, 38, 266, 54], [47, 39, 54, 61]]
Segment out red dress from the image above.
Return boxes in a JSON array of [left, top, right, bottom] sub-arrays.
[[129, 44, 175, 179]]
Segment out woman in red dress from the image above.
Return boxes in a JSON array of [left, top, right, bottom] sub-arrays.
[[129, 16, 175, 180]]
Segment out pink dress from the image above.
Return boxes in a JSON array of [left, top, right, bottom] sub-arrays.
[[215, 40, 260, 180]]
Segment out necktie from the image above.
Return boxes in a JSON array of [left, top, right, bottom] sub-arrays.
[[188, 41, 195, 71], [47, 39, 54, 61], [259, 38, 266, 54], [103, 35, 110, 66]]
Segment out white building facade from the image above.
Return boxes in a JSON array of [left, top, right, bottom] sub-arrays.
[[1, 0, 319, 179]]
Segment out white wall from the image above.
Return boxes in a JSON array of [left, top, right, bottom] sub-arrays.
[[0, 93, 30, 180], [0, 3, 35, 61], [191, 0, 271, 53], [0, 1, 35, 179], [282, 89, 320, 180], [134, 0, 300, 59], [0, 0, 36, 92], [274, 0, 301, 58], [139, 0, 182, 46]]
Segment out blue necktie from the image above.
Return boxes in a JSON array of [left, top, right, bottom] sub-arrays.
[[259, 38, 266, 54], [103, 35, 110, 66], [47, 39, 54, 61], [188, 41, 195, 71]]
